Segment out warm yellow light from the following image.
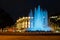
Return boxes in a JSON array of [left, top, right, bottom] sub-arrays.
[[16, 16, 32, 31], [50, 16, 58, 18]]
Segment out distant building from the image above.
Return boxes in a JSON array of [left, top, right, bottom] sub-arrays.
[[49, 16, 60, 31], [16, 17, 33, 30]]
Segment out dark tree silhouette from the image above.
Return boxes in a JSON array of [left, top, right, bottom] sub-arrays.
[[56, 20, 60, 27], [0, 8, 14, 31]]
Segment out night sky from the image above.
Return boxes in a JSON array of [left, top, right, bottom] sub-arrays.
[[0, 0, 60, 21]]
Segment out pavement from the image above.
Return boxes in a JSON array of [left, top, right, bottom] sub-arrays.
[[0, 32, 60, 40]]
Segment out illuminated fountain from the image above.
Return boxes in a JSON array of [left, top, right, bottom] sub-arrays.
[[27, 5, 51, 32], [28, 9, 34, 29]]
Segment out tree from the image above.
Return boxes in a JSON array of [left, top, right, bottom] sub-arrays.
[[0, 8, 14, 31], [56, 20, 60, 27]]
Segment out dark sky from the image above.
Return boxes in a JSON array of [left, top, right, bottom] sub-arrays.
[[0, 0, 60, 21]]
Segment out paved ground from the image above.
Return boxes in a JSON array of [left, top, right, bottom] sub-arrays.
[[0, 32, 60, 40], [0, 35, 60, 40]]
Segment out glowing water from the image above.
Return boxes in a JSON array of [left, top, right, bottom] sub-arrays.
[[29, 9, 33, 28], [27, 5, 51, 31]]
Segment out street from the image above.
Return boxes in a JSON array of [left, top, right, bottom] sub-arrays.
[[0, 35, 60, 40], [0, 32, 60, 40]]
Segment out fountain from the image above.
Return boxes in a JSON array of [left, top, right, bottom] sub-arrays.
[[27, 5, 51, 32]]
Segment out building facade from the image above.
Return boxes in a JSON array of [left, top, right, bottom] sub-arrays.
[[16, 17, 33, 30]]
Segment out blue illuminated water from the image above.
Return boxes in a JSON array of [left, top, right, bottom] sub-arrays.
[[27, 5, 51, 31]]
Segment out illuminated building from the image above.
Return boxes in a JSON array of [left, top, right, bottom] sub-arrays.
[[49, 16, 60, 32], [16, 17, 33, 30]]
